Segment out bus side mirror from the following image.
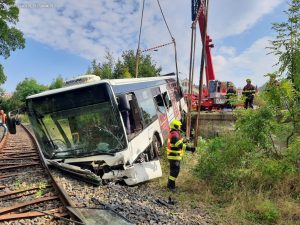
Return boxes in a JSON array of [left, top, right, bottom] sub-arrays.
[[7, 112, 16, 134], [118, 94, 130, 111]]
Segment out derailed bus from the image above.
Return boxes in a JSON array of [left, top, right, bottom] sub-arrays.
[[24, 74, 186, 185]]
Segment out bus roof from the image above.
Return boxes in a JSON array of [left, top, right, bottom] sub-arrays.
[[26, 75, 177, 100]]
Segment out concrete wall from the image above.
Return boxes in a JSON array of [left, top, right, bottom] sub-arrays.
[[191, 112, 235, 138]]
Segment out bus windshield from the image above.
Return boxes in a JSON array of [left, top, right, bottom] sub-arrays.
[[27, 83, 127, 159]]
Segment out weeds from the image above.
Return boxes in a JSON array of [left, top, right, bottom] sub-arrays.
[[35, 181, 47, 198]]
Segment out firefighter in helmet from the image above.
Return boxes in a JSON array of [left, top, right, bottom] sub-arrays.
[[167, 119, 196, 191], [242, 78, 256, 109]]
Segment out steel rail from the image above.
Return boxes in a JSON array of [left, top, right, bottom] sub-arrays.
[[0, 124, 84, 224], [20, 124, 84, 223]]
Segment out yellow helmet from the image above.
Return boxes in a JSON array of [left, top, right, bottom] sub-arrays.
[[170, 119, 182, 130]]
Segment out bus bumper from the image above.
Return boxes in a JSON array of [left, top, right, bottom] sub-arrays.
[[102, 160, 162, 185]]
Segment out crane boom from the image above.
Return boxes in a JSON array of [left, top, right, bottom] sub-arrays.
[[193, 0, 216, 87], [190, 0, 236, 112]]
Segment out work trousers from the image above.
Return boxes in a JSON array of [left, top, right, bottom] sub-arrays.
[[244, 95, 254, 109], [167, 160, 181, 190]]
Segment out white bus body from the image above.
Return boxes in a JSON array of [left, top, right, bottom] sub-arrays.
[[26, 75, 186, 185]]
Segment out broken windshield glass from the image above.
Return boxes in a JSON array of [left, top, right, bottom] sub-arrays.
[[30, 101, 127, 159]]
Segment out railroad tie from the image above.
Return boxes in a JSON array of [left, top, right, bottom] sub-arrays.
[[0, 196, 59, 214]]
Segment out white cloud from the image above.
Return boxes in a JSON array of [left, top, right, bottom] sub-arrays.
[[213, 36, 278, 88], [209, 0, 284, 39], [14, 0, 282, 84], [218, 46, 236, 57]]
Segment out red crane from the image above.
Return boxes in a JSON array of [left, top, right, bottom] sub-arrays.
[[191, 0, 234, 110]]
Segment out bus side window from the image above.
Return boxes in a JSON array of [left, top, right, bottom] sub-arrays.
[[119, 93, 142, 135], [162, 92, 172, 109], [128, 94, 143, 132], [154, 95, 166, 113]]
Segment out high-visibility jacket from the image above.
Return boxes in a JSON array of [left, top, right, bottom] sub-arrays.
[[226, 88, 237, 99], [167, 129, 186, 161], [242, 84, 256, 97]]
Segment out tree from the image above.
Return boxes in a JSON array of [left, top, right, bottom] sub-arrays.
[[101, 50, 114, 79], [9, 78, 48, 109], [0, 65, 6, 84], [121, 50, 161, 77], [86, 50, 114, 79], [0, 0, 25, 84], [49, 75, 64, 89], [87, 59, 102, 77], [294, 49, 300, 89], [113, 59, 132, 79], [86, 49, 161, 79], [268, 0, 300, 84]]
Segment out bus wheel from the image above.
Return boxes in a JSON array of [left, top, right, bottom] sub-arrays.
[[151, 135, 161, 160]]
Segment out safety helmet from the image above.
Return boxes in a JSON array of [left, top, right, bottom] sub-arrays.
[[246, 78, 251, 82], [170, 120, 182, 130]]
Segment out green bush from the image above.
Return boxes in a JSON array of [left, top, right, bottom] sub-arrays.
[[195, 134, 255, 192], [253, 158, 295, 187], [235, 107, 278, 153], [196, 134, 298, 192], [284, 137, 300, 164], [246, 200, 280, 224]]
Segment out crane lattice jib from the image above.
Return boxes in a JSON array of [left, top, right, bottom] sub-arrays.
[[191, 0, 216, 86]]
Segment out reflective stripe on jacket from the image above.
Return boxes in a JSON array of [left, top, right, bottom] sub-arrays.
[[242, 84, 256, 96], [167, 130, 186, 160]]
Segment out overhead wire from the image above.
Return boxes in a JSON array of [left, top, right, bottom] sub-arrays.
[[134, 0, 181, 111], [156, 0, 180, 110], [135, 0, 146, 78], [156, 0, 174, 39], [142, 42, 174, 53]]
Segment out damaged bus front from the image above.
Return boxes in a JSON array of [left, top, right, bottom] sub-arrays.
[[26, 81, 162, 185]]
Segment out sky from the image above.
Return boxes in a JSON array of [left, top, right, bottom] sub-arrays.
[[0, 0, 288, 92]]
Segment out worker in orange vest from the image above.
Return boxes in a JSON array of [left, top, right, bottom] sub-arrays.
[[166, 120, 196, 192]]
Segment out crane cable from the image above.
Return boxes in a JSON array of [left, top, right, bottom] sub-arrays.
[[187, 0, 207, 140], [156, 0, 180, 93], [135, 0, 146, 78], [186, 0, 210, 142], [156, 0, 173, 39], [186, 21, 197, 140], [135, 0, 180, 88], [194, 0, 210, 147]]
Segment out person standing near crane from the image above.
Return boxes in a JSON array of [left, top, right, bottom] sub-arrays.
[[166, 120, 196, 192], [242, 79, 256, 109], [225, 83, 237, 109]]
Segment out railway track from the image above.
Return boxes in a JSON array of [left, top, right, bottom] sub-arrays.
[[0, 124, 215, 225], [0, 125, 82, 225]]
